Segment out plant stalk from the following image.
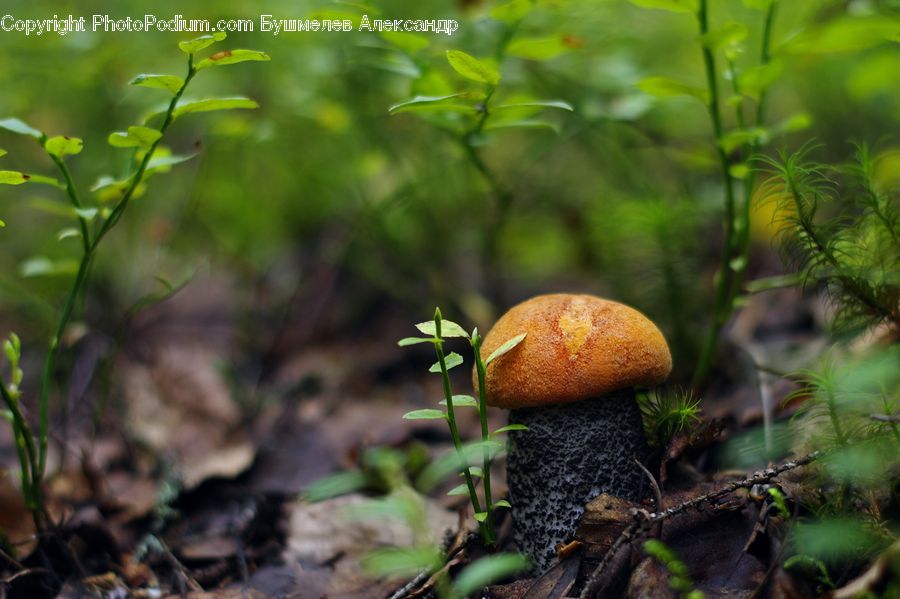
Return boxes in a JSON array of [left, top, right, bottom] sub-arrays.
[[37, 56, 196, 481], [692, 1, 778, 389], [472, 334, 496, 544], [433, 312, 494, 545]]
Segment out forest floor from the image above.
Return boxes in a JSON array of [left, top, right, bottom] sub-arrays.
[[0, 268, 893, 599]]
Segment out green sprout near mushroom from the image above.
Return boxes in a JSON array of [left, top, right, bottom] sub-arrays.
[[398, 308, 527, 547]]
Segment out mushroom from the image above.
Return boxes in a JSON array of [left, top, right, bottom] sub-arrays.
[[477, 293, 672, 572]]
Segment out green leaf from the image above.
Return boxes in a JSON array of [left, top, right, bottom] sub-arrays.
[[0, 171, 29, 185], [701, 22, 749, 50], [638, 76, 709, 103], [447, 483, 470, 496], [74, 207, 99, 221], [439, 395, 478, 408], [19, 256, 79, 278], [0, 219, 5, 228], [628, 0, 698, 13], [56, 228, 81, 241], [429, 352, 463, 372], [146, 152, 199, 172], [108, 126, 162, 150], [784, 16, 900, 54], [398, 336, 436, 346], [362, 547, 442, 578], [44, 136, 83, 157], [719, 127, 767, 153], [388, 94, 483, 115], [493, 424, 529, 434], [490, 0, 532, 23], [737, 60, 783, 98], [196, 49, 271, 70], [0, 118, 42, 139], [494, 100, 574, 112], [485, 119, 559, 133], [130, 73, 185, 93], [772, 112, 812, 134], [179, 32, 226, 55], [729, 163, 750, 179], [25, 174, 65, 188], [463, 466, 483, 477], [380, 31, 430, 53], [485, 333, 526, 366], [493, 499, 512, 509], [0, 148, 7, 157], [473, 511, 489, 522], [453, 553, 530, 597], [446, 50, 501, 86], [506, 36, 570, 61], [416, 319, 469, 338], [402, 409, 447, 420], [172, 97, 259, 119], [303, 470, 368, 502]]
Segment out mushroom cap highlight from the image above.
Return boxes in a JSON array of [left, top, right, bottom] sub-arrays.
[[478, 294, 672, 409]]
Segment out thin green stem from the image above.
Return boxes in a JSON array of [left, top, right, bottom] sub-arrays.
[[692, 0, 737, 389], [0, 382, 40, 527], [48, 156, 91, 254], [37, 55, 197, 479], [727, 1, 778, 304], [472, 334, 495, 543], [433, 312, 494, 545]]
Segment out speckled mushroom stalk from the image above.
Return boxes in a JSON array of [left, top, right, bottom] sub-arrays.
[[478, 294, 672, 574]]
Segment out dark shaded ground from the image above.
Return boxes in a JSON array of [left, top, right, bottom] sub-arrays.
[[0, 267, 892, 599]]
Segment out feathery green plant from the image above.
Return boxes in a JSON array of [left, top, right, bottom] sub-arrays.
[[638, 388, 703, 447], [0, 32, 267, 530], [759, 144, 899, 335]]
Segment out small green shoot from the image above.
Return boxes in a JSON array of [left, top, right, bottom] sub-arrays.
[[638, 388, 703, 447], [399, 307, 525, 547], [643, 539, 706, 599]]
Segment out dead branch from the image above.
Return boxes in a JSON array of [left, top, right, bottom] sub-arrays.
[[578, 451, 820, 599]]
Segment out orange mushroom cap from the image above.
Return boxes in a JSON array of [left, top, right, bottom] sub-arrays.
[[478, 294, 672, 409]]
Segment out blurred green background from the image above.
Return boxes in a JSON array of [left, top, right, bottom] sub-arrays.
[[0, 0, 898, 381]]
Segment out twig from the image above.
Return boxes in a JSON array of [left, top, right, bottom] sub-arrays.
[[387, 514, 469, 599], [633, 458, 663, 539], [579, 452, 820, 598], [387, 570, 432, 599], [578, 514, 649, 599], [869, 414, 900, 423], [633, 458, 662, 513]]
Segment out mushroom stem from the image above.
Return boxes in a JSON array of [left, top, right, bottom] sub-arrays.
[[506, 390, 650, 573]]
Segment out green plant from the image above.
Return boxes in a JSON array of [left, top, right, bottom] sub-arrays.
[[386, 1, 574, 304], [398, 308, 526, 547], [759, 144, 899, 335], [352, 486, 529, 598], [643, 539, 705, 599], [0, 32, 267, 529], [783, 554, 835, 593], [623, 0, 803, 386], [637, 388, 703, 447]]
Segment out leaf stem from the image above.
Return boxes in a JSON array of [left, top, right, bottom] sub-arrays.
[[692, 0, 736, 389], [472, 333, 496, 545]]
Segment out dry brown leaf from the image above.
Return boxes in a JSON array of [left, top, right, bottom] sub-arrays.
[[120, 343, 254, 489]]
